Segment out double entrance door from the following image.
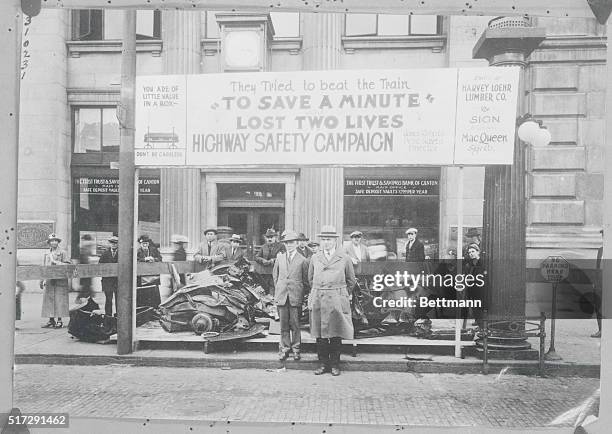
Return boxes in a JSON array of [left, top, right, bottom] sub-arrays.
[[218, 207, 284, 258]]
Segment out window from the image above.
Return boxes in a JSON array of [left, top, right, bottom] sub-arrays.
[[345, 14, 440, 37], [205, 11, 300, 38], [343, 169, 441, 261], [73, 107, 120, 154], [270, 12, 300, 38], [72, 10, 161, 41], [71, 175, 161, 257]]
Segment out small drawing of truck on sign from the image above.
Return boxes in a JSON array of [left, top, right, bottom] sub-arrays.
[[143, 127, 179, 149]]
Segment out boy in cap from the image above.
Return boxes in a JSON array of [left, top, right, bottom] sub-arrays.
[[273, 231, 310, 361]]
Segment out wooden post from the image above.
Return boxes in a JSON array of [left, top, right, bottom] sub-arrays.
[[0, 0, 20, 420], [117, 10, 137, 355]]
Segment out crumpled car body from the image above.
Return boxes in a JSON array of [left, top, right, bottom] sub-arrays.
[[158, 257, 276, 337]]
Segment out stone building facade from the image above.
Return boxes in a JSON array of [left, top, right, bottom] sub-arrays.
[[17, 11, 605, 305]]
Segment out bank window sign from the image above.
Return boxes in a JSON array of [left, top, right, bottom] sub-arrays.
[[344, 178, 439, 196]]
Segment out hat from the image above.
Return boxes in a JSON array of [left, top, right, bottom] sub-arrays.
[[297, 233, 309, 241], [264, 228, 277, 237], [138, 235, 151, 243], [108, 236, 119, 244], [405, 228, 418, 235], [47, 233, 61, 243], [203, 228, 218, 235], [281, 231, 300, 243], [170, 234, 188, 243], [229, 234, 242, 243], [467, 243, 480, 252], [308, 241, 320, 248], [317, 225, 340, 238], [466, 228, 481, 238], [350, 231, 363, 238]]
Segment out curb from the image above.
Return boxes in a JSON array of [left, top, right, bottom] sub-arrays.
[[14, 354, 601, 378]]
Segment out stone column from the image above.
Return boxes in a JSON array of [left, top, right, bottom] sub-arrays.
[[160, 11, 201, 250], [473, 18, 545, 356], [297, 13, 343, 237]]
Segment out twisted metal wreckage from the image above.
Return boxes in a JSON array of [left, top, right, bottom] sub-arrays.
[[68, 257, 441, 343]]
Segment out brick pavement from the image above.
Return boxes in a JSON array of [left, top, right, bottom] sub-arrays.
[[13, 364, 599, 428]]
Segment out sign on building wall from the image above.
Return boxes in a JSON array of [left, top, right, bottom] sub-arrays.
[[135, 68, 519, 167], [16, 221, 55, 249]]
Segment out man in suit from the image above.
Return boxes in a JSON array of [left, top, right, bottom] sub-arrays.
[[194, 228, 227, 269], [296, 233, 312, 259], [405, 228, 425, 263], [344, 230, 371, 275], [273, 231, 310, 361], [226, 234, 245, 263], [99, 236, 119, 316], [254, 228, 284, 295], [308, 225, 356, 376]]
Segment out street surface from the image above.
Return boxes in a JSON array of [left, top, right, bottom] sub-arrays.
[[13, 364, 599, 428]]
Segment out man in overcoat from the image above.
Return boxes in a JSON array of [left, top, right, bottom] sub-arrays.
[[344, 230, 371, 275], [99, 236, 119, 316], [273, 231, 310, 361], [194, 228, 227, 269], [308, 225, 356, 376], [254, 228, 284, 295]]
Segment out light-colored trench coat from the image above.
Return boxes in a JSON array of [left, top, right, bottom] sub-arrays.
[[308, 249, 356, 339]]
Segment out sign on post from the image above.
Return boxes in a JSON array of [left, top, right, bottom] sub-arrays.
[[540, 255, 569, 361], [134, 67, 519, 167], [540, 256, 570, 283]]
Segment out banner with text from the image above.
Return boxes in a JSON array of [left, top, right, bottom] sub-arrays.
[[135, 68, 519, 166]]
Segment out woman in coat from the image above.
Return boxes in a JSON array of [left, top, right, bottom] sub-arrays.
[[463, 243, 485, 328], [40, 233, 71, 328], [308, 225, 356, 376]]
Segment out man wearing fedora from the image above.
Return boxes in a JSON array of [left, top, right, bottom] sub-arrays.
[[99, 236, 119, 316], [296, 233, 312, 259], [194, 228, 227, 269], [273, 231, 310, 361], [308, 225, 356, 376], [344, 230, 371, 275], [254, 228, 284, 295], [227, 234, 245, 262]]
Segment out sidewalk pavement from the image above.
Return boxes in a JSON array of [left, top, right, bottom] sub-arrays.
[[13, 364, 600, 428], [13, 291, 602, 376]]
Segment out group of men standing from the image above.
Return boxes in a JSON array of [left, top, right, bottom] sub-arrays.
[[96, 225, 415, 376]]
